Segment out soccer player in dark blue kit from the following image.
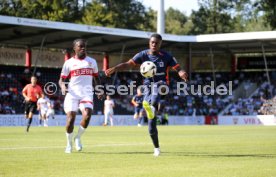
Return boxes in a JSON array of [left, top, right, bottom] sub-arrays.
[[105, 33, 188, 156], [132, 88, 144, 127]]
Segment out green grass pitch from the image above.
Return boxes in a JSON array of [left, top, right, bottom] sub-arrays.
[[0, 126, 276, 177]]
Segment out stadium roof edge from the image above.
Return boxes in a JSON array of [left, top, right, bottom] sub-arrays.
[[196, 31, 276, 42], [1, 15, 276, 43], [0, 15, 196, 42], [1, 15, 276, 54]]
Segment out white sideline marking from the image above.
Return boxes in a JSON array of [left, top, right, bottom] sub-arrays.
[[0, 143, 149, 150]]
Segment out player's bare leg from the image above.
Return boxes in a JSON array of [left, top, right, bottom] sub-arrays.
[[26, 112, 33, 132], [103, 113, 108, 126], [65, 111, 76, 153], [138, 111, 143, 127], [74, 108, 92, 151], [42, 114, 48, 127], [109, 114, 114, 126]]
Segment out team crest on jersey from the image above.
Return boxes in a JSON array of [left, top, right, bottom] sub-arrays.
[[158, 61, 164, 67]]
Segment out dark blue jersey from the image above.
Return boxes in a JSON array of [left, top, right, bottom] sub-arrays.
[[133, 95, 143, 108], [132, 49, 179, 84]]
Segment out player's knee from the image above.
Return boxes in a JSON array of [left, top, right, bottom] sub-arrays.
[[66, 112, 76, 124], [148, 119, 157, 134], [66, 117, 74, 126], [83, 111, 92, 121], [148, 127, 157, 135]]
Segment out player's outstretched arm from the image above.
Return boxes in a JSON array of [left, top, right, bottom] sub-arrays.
[[131, 97, 138, 107], [105, 59, 136, 77], [59, 78, 67, 95], [178, 70, 188, 82], [173, 65, 188, 82]]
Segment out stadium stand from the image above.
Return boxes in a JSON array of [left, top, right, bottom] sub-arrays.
[[0, 63, 275, 116]]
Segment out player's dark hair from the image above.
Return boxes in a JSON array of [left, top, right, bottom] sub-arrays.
[[150, 33, 162, 40], [73, 38, 86, 48]]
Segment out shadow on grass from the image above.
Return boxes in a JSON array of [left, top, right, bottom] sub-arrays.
[[82, 151, 152, 155], [81, 151, 276, 158], [163, 152, 276, 158]]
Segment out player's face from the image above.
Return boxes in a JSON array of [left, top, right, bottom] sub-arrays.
[[31, 77, 37, 85], [149, 37, 162, 53], [74, 41, 86, 59]]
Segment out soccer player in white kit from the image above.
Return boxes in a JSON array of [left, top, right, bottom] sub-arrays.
[[103, 95, 115, 126], [37, 93, 50, 127], [59, 39, 103, 153], [46, 100, 55, 120]]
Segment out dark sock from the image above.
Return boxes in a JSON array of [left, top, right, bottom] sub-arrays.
[[148, 117, 159, 148], [39, 119, 42, 125], [26, 118, 32, 132], [138, 117, 143, 124], [150, 133, 159, 148]]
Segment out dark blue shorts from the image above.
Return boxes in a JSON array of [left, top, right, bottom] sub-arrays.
[[135, 107, 144, 114], [142, 81, 168, 106]]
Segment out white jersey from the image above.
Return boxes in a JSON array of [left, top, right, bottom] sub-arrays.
[[104, 100, 114, 113], [37, 97, 50, 111], [60, 56, 98, 98]]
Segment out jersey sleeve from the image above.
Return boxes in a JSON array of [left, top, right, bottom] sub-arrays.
[[168, 55, 180, 70], [38, 86, 43, 96], [60, 61, 70, 79], [132, 52, 143, 65], [22, 85, 28, 94]]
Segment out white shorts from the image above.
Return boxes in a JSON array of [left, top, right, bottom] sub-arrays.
[[64, 93, 93, 113], [105, 111, 113, 118], [46, 108, 55, 117], [40, 108, 48, 116]]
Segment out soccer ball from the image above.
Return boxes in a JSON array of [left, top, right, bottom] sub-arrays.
[[140, 61, 157, 78]]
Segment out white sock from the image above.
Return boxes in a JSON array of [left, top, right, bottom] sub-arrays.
[[44, 119, 48, 126], [75, 126, 85, 139], [110, 117, 113, 126], [104, 115, 108, 124], [66, 132, 73, 146]]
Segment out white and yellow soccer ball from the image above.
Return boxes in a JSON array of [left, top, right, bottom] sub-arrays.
[[140, 61, 157, 78]]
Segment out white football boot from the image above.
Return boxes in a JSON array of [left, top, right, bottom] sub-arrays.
[[153, 148, 160, 157], [74, 137, 82, 151], [65, 142, 72, 154]]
